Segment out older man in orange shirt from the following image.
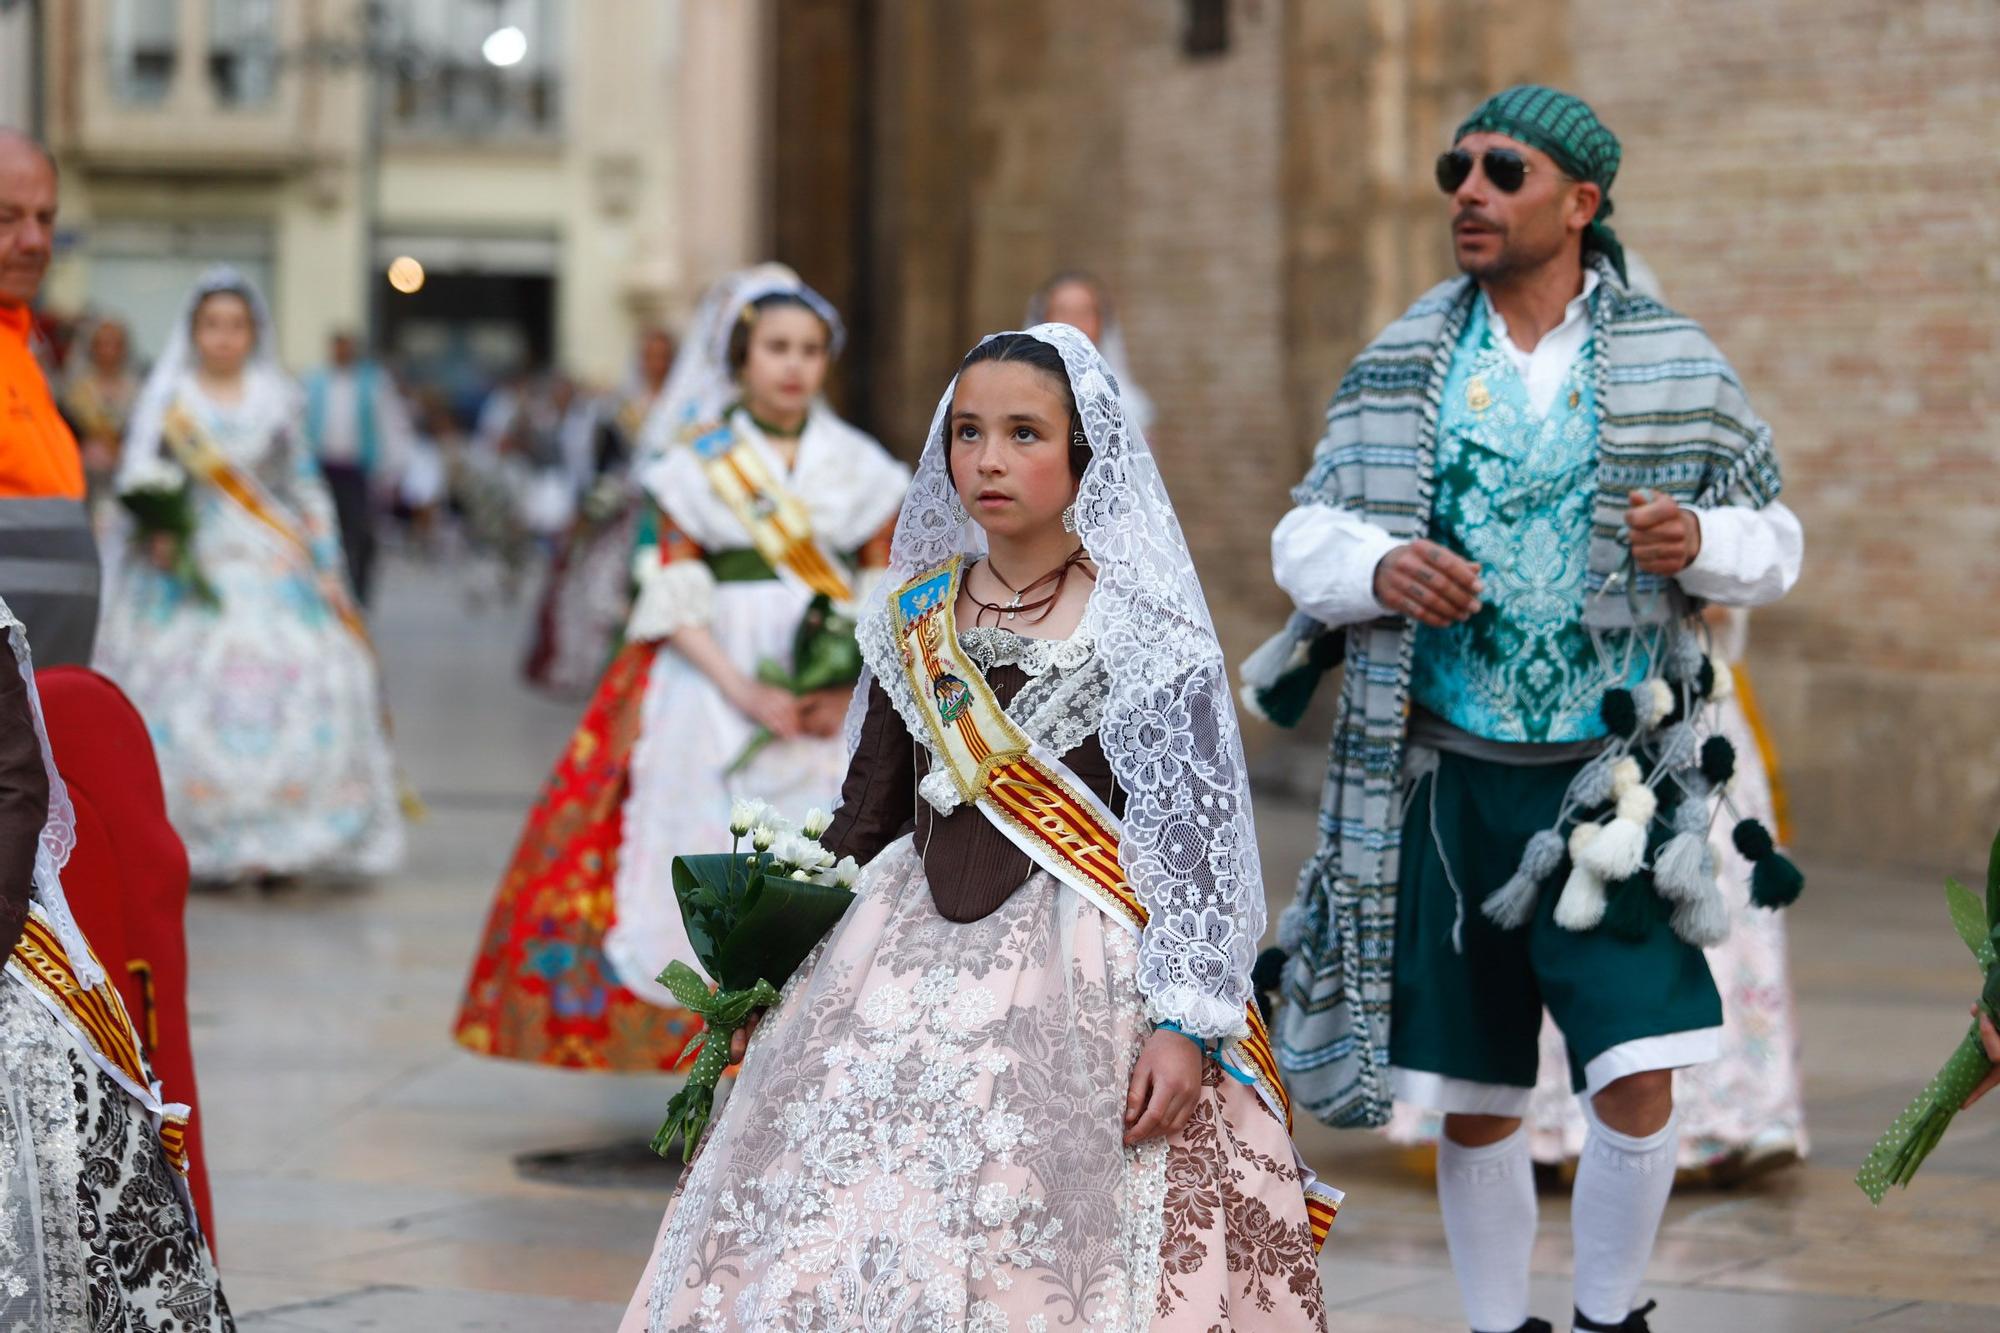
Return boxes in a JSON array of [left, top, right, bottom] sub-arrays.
[[0, 129, 97, 666]]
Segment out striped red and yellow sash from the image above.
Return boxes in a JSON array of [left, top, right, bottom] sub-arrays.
[[690, 420, 852, 603], [160, 404, 372, 647], [892, 559, 1341, 1245], [9, 909, 190, 1176]]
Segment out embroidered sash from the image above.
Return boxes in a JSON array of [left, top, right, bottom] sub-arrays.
[[161, 403, 372, 647], [690, 418, 853, 603], [892, 558, 1341, 1246], [7, 906, 191, 1178]]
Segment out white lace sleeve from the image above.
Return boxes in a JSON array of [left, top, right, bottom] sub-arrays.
[[625, 555, 715, 642]]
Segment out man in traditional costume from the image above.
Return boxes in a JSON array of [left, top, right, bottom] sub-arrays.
[[1259, 87, 1803, 1333]]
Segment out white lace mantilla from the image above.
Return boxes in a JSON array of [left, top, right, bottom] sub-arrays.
[[847, 323, 1266, 1042]]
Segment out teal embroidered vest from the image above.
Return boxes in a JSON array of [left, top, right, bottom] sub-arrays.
[[1409, 300, 1646, 742]]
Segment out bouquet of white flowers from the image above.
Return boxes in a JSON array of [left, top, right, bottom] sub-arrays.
[[119, 454, 217, 606], [649, 801, 860, 1161]]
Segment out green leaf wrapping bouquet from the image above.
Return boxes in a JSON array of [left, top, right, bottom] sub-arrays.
[[118, 454, 219, 607], [726, 593, 864, 775], [1856, 829, 2000, 1202], [649, 801, 860, 1161]]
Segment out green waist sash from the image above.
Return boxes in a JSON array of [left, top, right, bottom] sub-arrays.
[[704, 548, 780, 583]]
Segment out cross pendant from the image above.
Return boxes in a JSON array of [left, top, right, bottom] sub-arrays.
[[1005, 594, 1022, 620]]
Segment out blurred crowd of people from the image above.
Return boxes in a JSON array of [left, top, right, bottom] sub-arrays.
[[33, 303, 679, 621]]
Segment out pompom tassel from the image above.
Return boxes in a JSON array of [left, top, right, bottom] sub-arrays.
[[1482, 828, 1567, 930], [1482, 869, 1542, 931], [1671, 879, 1731, 948], [1731, 817, 1805, 910], [1600, 689, 1641, 739], [1652, 831, 1713, 904], [1252, 945, 1290, 1027], [1568, 751, 1623, 808], [1708, 654, 1736, 703], [1555, 862, 1608, 931], [1555, 824, 1608, 930], [1667, 629, 1707, 681], [1579, 786, 1656, 881], [1602, 876, 1657, 942], [1653, 721, 1699, 771], [1751, 851, 1806, 909], [1638, 678, 1675, 729], [1700, 736, 1737, 787]]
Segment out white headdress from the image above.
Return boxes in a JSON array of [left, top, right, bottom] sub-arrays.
[[116, 264, 295, 491], [1026, 272, 1157, 435], [850, 322, 1261, 1039], [0, 597, 101, 988], [633, 262, 847, 466]]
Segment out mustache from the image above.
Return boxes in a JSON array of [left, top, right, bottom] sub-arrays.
[[1453, 209, 1502, 231]]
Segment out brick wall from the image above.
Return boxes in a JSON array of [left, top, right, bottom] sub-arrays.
[[1573, 0, 2000, 869]]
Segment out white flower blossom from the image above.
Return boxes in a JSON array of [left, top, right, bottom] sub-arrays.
[[118, 453, 187, 494], [800, 806, 833, 839], [729, 797, 771, 836]]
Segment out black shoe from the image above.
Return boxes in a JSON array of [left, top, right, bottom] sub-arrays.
[[1574, 1300, 1657, 1332], [1477, 1321, 1552, 1333]]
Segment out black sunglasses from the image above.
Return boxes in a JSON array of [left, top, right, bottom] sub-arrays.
[[1435, 147, 1534, 194]]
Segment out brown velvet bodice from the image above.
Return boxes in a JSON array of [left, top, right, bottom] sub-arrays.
[[0, 647, 48, 956], [823, 666, 1122, 923]]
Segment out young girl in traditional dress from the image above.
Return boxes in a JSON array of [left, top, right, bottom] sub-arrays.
[[619, 324, 1336, 1331], [454, 266, 907, 1072], [94, 267, 403, 883]]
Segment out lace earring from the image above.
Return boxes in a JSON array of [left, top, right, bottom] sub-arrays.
[[1061, 502, 1079, 534]]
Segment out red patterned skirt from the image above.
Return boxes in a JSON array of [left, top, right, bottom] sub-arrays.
[[454, 642, 702, 1071]]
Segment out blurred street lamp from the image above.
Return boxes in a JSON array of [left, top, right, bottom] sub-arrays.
[[387, 255, 425, 294], [481, 25, 527, 69]]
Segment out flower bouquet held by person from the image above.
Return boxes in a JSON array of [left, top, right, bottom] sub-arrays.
[[1857, 830, 2000, 1203], [116, 447, 217, 606], [726, 593, 864, 774], [648, 801, 858, 1160]]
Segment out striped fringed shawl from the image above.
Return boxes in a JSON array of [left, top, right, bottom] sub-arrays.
[[1274, 255, 1783, 1129]]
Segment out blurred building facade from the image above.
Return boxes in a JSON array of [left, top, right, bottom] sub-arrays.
[[33, 0, 769, 385]]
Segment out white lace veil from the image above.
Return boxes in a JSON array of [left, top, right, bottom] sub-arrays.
[[0, 597, 100, 990], [848, 323, 1262, 1039], [116, 264, 293, 490], [1026, 272, 1157, 435], [633, 262, 847, 466]]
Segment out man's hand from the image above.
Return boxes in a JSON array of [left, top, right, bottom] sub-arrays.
[[1373, 540, 1483, 628], [1962, 1006, 2000, 1110], [1627, 490, 1702, 576]]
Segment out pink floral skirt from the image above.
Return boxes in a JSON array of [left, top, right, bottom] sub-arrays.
[[620, 838, 1328, 1331]]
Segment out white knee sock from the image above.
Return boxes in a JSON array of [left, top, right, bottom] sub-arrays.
[[1571, 1105, 1680, 1326], [1437, 1126, 1537, 1333]]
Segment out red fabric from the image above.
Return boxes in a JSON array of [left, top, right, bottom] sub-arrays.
[[33, 665, 216, 1247], [455, 641, 701, 1070]]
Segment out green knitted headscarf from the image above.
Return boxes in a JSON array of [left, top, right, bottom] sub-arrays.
[[1455, 85, 1626, 282]]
